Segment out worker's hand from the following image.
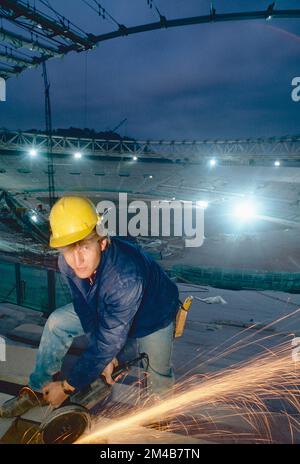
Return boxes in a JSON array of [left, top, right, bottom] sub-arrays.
[[42, 381, 68, 408], [101, 357, 119, 385]]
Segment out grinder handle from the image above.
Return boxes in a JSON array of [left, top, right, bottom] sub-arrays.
[[111, 364, 129, 381], [111, 353, 148, 381]]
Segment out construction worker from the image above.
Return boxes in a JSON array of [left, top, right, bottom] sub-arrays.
[[0, 196, 180, 417]]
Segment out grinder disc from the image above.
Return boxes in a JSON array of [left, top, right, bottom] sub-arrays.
[[40, 405, 91, 444]]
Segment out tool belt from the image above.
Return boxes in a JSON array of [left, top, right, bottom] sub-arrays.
[[174, 296, 193, 338]]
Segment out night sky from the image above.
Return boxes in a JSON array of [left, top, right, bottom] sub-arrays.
[[0, 0, 299, 140]]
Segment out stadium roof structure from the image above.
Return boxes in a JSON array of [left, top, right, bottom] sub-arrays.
[[0, 0, 300, 79], [1, 129, 300, 162]]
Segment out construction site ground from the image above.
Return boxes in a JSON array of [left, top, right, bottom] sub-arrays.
[[1, 283, 300, 444]]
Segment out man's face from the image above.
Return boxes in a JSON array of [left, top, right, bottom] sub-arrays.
[[60, 235, 105, 279]]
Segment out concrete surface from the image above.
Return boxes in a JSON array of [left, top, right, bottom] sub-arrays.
[[1, 284, 300, 443]]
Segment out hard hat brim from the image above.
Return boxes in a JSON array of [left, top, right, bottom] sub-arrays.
[[49, 224, 96, 248]]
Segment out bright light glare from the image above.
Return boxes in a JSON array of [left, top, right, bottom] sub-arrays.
[[234, 201, 257, 220], [197, 200, 209, 209], [31, 214, 38, 223], [274, 160, 281, 167], [209, 158, 217, 167], [74, 152, 82, 159], [133, 156, 138, 161], [29, 149, 37, 157]]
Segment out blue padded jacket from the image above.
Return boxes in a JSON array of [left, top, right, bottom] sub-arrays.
[[58, 237, 180, 390]]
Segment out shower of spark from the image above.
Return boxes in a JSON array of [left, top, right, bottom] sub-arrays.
[[77, 339, 300, 444]]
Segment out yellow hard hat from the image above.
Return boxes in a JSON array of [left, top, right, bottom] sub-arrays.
[[49, 196, 100, 248]]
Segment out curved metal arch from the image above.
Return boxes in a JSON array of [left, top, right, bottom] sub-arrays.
[[1, 7, 300, 79], [89, 9, 300, 45]]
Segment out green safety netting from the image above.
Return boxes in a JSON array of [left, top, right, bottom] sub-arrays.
[[170, 265, 300, 293]]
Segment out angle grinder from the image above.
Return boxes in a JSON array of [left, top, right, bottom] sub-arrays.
[[38, 352, 148, 444]]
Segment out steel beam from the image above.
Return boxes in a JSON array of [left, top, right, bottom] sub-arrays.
[[0, 26, 59, 54], [0, 6, 300, 79], [0, 0, 93, 49], [0, 130, 300, 162], [90, 9, 300, 43]]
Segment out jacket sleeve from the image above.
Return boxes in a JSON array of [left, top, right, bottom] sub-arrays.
[[66, 278, 144, 390]]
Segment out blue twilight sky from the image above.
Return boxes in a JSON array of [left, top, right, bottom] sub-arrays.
[[0, 0, 299, 140]]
